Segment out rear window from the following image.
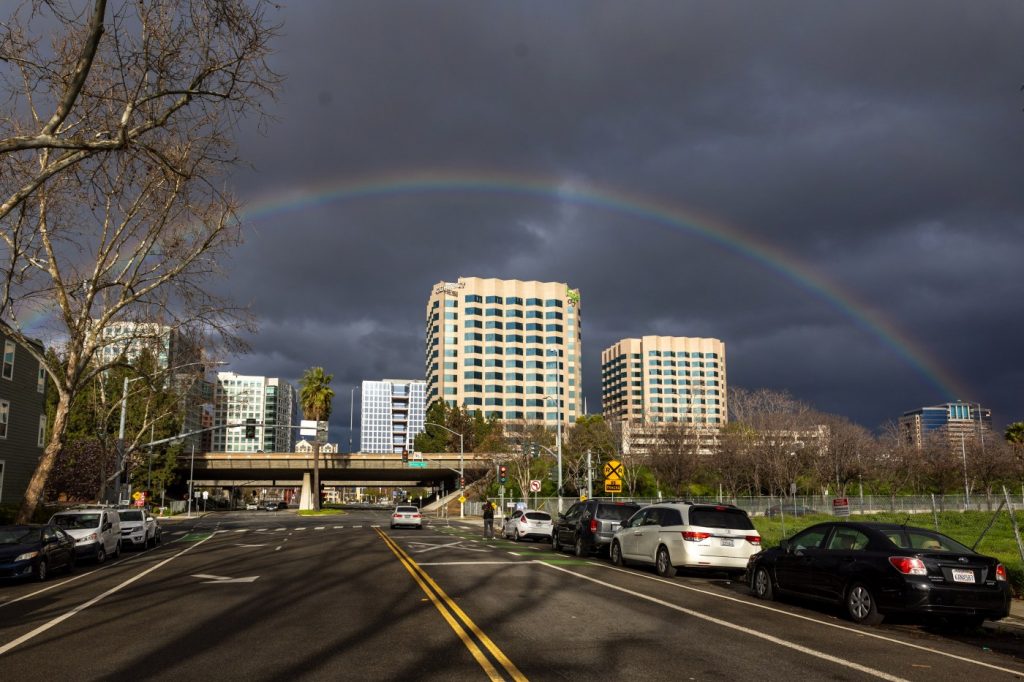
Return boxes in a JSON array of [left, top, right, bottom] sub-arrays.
[[396, 506, 418, 513], [689, 507, 754, 531], [884, 530, 971, 554], [596, 504, 640, 522], [525, 512, 550, 521]]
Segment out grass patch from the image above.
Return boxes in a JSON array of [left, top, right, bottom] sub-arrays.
[[754, 510, 1024, 595], [297, 509, 346, 517]]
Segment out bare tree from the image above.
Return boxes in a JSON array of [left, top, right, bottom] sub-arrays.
[[647, 421, 701, 497], [1, 0, 279, 521], [808, 414, 873, 499]]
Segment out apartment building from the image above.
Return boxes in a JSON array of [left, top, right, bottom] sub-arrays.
[[601, 336, 727, 427], [0, 321, 48, 505], [425, 277, 582, 425], [212, 372, 297, 453], [359, 379, 427, 454], [899, 401, 992, 449]]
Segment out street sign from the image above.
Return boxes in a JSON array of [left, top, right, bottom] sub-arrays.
[[300, 419, 318, 437], [458, 495, 466, 504], [604, 460, 623, 481], [408, 461, 427, 468], [202, 491, 209, 499], [529, 480, 541, 492], [134, 499, 145, 507], [832, 497, 850, 517], [132, 491, 142, 501], [604, 479, 622, 494]]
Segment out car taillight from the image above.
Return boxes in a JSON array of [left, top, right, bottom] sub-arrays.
[[682, 531, 712, 541], [392, 514, 400, 518], [996, 564, 1008, 581], [590, 519, 598, 533], [746, 535, 761, 545], [888, 556, 927, 575], [413, 514, 421, 519]]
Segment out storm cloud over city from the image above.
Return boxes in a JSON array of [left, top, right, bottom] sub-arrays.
[[213, 1, 1024, 438]]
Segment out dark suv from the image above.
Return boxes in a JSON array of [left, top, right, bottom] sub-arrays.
[[552, 500, 644, 557]]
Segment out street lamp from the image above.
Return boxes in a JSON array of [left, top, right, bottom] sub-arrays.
[[543, 394, 563, 513], [424, 422, 464, 518]]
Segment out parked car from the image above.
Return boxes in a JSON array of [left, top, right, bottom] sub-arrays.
[[765, 504, 819, 519], [747, 521, 1011, 627], [277, 501, 289, 510], [117, 509, 160, 548], [611, 503, 761, 578], [390, 505, 423, 529], [502, 509, 553, 542], [245, 502, 259, 511], [552, 500, 643, 557], [263, 501, 279, 511], [49, 508, 121, 563], [0, 524, 77, 581]]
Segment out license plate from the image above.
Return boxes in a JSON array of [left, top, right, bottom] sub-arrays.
[[721, 538, 734, 547], [951, 568, 975, 583]]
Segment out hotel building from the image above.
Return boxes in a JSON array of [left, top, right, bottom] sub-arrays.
[[899, 401, 992, 449], [601, 336, 727, 426], [360, 379, 427, 454], [425, 277, 582, 425], [212, 372, 297, 453]]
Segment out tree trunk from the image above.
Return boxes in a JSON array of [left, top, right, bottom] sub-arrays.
[[17, 391, 71, 523], [313, 440, 321, 511]]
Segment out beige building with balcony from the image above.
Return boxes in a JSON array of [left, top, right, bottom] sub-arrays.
[[601, 336, 727, 427], [425, 277, 582, 426]]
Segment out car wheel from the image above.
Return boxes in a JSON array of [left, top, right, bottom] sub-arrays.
[[113, 541, 121, 559], [513, 529, 521, 542], [552, 533, 561, 552], [846, 582, 883, 626], [574, 536, 587, 558], [656, 546, 674, 578], [96, 546, 106, 564], [35, 558, 48, 582], [752, 566, 775, 600], [610, 540, 626, 567]]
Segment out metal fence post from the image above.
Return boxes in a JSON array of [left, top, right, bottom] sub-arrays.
[[1002, 486, 1024, 565], [930, 494, 939, 532]]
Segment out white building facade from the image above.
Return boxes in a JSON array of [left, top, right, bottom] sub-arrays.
[[360, 379, 427, 454], [212, 372, 297, 453]]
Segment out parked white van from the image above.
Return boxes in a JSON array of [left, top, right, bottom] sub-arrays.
[[50, 508, 122, 563]]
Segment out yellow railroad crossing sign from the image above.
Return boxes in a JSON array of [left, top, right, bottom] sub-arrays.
[[603, 460, 623, 481]]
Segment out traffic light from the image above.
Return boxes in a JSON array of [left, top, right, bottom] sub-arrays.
[[402, 449, 409, 464], [245, 418, 256, 439], [459, 476, 465, 488], [498, 465, 508, 484], [531, 443, 540, 459]]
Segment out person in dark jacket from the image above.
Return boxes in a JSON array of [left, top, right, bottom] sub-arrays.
[[482, 499, 495, 539]]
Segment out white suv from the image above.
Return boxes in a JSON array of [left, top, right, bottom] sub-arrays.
[[117, 509, 160, 548], [50, 508, 122, 563], [611, 503, 761, 578]]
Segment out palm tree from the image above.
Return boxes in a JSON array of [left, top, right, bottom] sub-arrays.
[[299, 367, 334, 511], [1007, 422, 1024, 448]]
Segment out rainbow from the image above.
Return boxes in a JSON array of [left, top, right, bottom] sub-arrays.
[[241, 170, 970, 401]]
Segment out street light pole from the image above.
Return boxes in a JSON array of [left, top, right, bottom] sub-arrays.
[[425, 421, 464, 518], [960, 431, 970, 511], [187, 443, 196, 518], [349, 386, 356, 453], [544, 394, 563, 513]]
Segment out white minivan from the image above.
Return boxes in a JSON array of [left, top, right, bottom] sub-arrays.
[[50, 508, 122, 563]]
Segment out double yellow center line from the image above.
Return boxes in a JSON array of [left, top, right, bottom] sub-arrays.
[[375, 529, 526, 681]]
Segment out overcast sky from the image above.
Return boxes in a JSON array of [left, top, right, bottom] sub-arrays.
[[216, 1, 1024, 444]]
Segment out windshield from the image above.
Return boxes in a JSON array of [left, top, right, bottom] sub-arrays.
[[51, 513, 101, 530], [0, 528, 36, 545], [118, 511, 144, 521]]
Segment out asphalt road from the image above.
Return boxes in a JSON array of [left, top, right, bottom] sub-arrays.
[[2, 509, 1024, 681]]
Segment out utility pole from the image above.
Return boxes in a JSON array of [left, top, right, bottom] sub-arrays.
[[586, 449, 593, 499]]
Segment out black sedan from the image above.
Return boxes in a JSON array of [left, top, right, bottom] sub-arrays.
[[748, 521, 1011, 627], [764, 504, 818, 519], [0, 524, 77, 581]]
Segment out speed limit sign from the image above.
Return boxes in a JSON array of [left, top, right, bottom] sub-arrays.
[[529, 480, 541, 492]]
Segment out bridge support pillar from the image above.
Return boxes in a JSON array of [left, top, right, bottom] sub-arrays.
[[299, 472, 314, 510]]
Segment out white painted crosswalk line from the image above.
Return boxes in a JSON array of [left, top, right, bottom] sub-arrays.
[[256, 528, 268, 532], [295, 527, 308, 531], [333, 526, 344, 529], [352, 525, 362, 528]]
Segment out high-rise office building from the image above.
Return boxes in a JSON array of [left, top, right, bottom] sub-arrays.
[[360, 379, 427, 454], [212, 372, 297, 453], [899, 401, 992, 448], [601, 336, 727, 426], [425, 277, 582, 425]]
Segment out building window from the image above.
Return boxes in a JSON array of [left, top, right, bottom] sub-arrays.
[[2, 341, 13, 380], [0, 400, 8, 438], [38, 414, 47, 447], [465, 294, 482, 303], [38, 365, 46, 393]]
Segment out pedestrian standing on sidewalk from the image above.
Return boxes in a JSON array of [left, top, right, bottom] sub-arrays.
[[482, 499, 495, 539]]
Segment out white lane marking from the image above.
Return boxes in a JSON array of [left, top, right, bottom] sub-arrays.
[[191, 574, 259, 584], [333, 526, 344, 529], [507, 552, 519, 557], [255, 528, 268, 532], [593, 563, 1024, 677], [352, 525, 362, 529], [370, 524, 380, 528], [538, 562, 906, 682], [0, 534, 214, 656], [294, 527, 308, 531], [234, 529, 247, 533], [236, 544, 266, 548], [275, 528, 286, 531], [314, 527, 325, 531], [275, 546, 282, 552], [418, 561, 525, 566]]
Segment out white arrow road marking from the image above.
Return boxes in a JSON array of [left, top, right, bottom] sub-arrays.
[[191, 574, 260, 584]]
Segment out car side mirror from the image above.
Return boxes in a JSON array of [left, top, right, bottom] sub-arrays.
[[146, 517, 154, 523], [779, 539, 792, 553], [558, 513, 565, 520]]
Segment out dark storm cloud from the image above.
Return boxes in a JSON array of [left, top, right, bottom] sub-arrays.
[[220, 0, 1024, 434]]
